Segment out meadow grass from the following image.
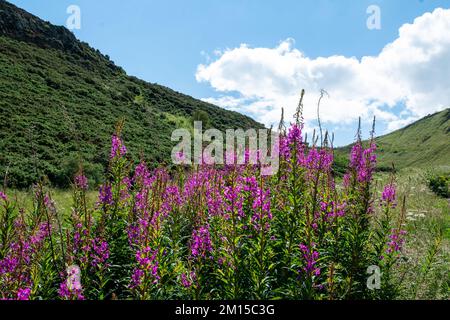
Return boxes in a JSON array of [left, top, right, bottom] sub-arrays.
[[374, 168, 449, 299]]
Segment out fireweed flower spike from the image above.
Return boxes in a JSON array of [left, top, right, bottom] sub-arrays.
[[180, 273, 192, 288], [299, 243, 320, 277], [0, 191, 7, 202], [16, 288, 31, 300], [110, 135, 127, 159], [381, 183, 397, 208], [74, 174, 88, 191], [190, 225, 213, 259], [98, 184, 113, 206]]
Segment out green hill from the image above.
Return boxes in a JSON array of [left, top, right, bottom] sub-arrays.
[[0, 0, 263, 188], [335, 109, 450, 172]]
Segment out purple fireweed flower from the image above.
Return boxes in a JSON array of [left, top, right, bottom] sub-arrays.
[[58, 277, 84, 300], [110, 135, 127, 159], [90, 238, 110, 268], [224, 150, 237, 166], [299, 243, 320, 277], [223, 180, 244, 219], [243, 176, 258, 195], [67, 266, 82, 290], [251, 187, 272, 230], [127, 223, 140, 246], [384, 229, 407, 257], [279, 136, 291, 160], [343, 173, 351, 188], [347, 142, 377, 185], [287, 124, 303, 146], [280, 124, 305, 164], [98, 184, 113, 205], [134, 189, 148, 213], [74, 174, 88, 191], [306, 147, 334, 173], [0, 256, 19, 274], [131, 247, 160, 289], [359, 143, 377, 183], [120, 180, 132, 202], [180, 273, 192, 288], [0, 191, 7, 202], [190, 225, 213, 258], [320, 201, 328, 212], [350, 143, 362, 168], [332, 201, 346, 218], [134, 162, 154, 187], [130, 269, 145, 288], [43, 194, 55, 211], [30, 222, 52, 245], [205, 177, 225, 217], [0, 216, 52, 296], [175, 151, 189, 164], [321, 201, 346, 220], [381, 183, 397, 207], [158, 185, 182, 218], [16, 288, 31, 300]]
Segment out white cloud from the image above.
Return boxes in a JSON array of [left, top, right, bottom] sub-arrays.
[[196, 8, 450, 138]]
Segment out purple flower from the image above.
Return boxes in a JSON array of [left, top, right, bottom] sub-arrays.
[[130, 246, 160, 289], [30, 222, 52, 245], [58, 282, 84, 300], [98, 184, 113, 205], [110, 135, 127, 159], [181, 273, 192, 288], [223, 181, 244, 219], [381, 183, 397, 207], [130, 269, 145, 288], [251, 187, 272, 230], [17, 288, 31, 300], [74, 174, 88, 191], [384, 229, 406, 256], [90, 238, 110, 268], [190, 225, 213, 258], [280, 124, 305, 164], [306, 147, 333, 172], [0, 191, 7, 202], [299, 243, 321, 277], [134, 162, 153, 187], [348, 142, 377, 185]]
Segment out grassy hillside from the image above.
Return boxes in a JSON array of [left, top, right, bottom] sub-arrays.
[[0, 0, 263, 188], [335, 109, 450, 172]]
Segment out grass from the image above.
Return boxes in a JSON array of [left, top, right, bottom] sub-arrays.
[[5, 188, 98, 217], [373, 168, 450, 299]]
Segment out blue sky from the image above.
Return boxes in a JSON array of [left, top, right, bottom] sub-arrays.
[[9, 0, 450, 145]]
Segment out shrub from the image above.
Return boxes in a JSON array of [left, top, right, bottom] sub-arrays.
[[427, 172, 450, 198]]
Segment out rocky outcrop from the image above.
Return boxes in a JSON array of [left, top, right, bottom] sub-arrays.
[[0, 0, 118, 69]]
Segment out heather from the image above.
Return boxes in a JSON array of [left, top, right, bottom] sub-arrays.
[[1, 119, 448, 300]]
